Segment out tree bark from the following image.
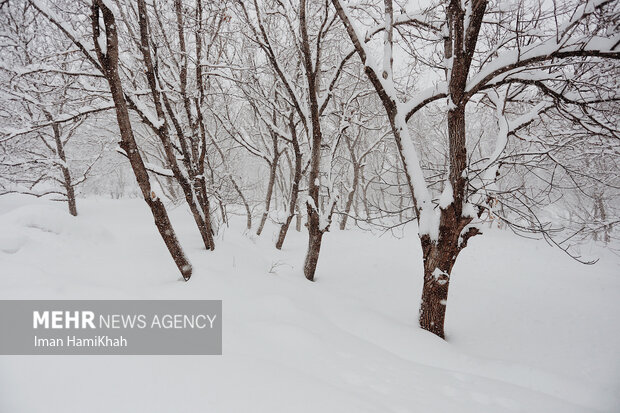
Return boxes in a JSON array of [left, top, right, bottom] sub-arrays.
[[135, 0, 214, 251], [296, 203, 302, 232], [276, 117, 303, 249], [417, 0, 486, 335], [340, 136, 359, 230], [47, 117, 77, 217], [257, 157, 278, 236], [300, 0, 329, 281], [304, 220, 323, 281], [92, 0, 192, 280], [418, 202, 480, 338], [231, 176, 252, 230]]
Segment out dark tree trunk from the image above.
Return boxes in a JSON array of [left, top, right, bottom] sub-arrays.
[[135, 0, 214, 251], [65, 182, 78, 217], [164, 97, 215, 250], [418, 0, 487, 337], [418, 203, 479, 338], [300, 0, 332, 281], [92, 0, 192, 280], [419, 243, 453, 339], [417, 108, 469, 338], [174, 0, 216, 250], [303, 222, 324, 281], [332, 0, 487, 338]]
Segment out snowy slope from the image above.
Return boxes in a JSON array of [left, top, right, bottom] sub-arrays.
[[0, 195, 619, 413]]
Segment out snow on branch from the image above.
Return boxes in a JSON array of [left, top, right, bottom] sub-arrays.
[[0, 105, 115, 143], [115, 147, 174, 178], [467, 3, 620, 97]]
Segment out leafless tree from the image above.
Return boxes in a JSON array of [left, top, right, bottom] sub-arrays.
[[332, 0, 620, 338]]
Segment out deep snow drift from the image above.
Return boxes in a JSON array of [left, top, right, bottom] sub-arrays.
[[0, 195, 619, 412]]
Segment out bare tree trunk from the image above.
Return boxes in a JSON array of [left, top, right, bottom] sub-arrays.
[[340, 173, 357, 230], [231, 177, 252, 230], [92, 0, 192, 280], [276, 118, 302, 249], [595, 194, 610, 243], [276, 173, 300, 248], [257, 157, 278, 236], [418, 0, 486, 337], [340, 136, 359, 230], [303, 227, 324, 280], [296, 202, 302, 232], [134, 0, 214, 251], [48, 118, 77, 216], [361, 173, 372, 220], [173, 0, 216, 250], [299, 0, 331, 281], [396, 169, 403, 222]]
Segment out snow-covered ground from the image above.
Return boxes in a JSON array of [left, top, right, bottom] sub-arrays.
[[0, 195, 619, 412]]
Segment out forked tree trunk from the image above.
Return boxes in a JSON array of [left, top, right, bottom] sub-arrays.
[[135, 0, 214, 251], [418, 105, 480, 338], [299, 0, 332, 281], [417, 0, 486, 338], [331, 0, 486, 339], [92, 0, 192, 280]]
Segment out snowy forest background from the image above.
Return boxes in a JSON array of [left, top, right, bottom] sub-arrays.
[[0, 0, 619, 411]]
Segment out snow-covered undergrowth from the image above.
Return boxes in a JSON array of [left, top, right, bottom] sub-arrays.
[[0, 195, 619, 412]]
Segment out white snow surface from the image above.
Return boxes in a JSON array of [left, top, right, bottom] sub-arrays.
[[1, 195, 619, 412]]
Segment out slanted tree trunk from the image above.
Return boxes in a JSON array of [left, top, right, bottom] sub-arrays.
[[257, 156, 278, 236], [173, 0, 216, 250], [92, 0, 192, 280], [257, 127, 281, 236], [396, 169, 404, 222], [135, 0, 214, 251], [276, 117, 302, 249], [340, 172, 357, 230], [340, 135, 359, 230], [47, 116, 77, 216], [231, 177, 252, 230]]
